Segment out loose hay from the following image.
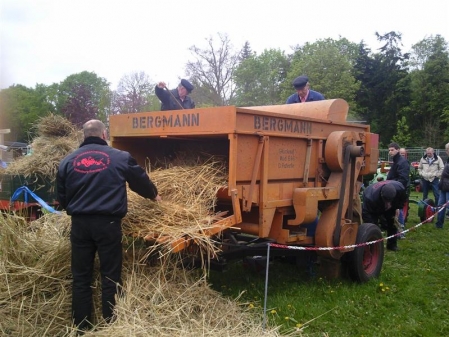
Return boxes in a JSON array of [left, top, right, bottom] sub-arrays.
[[4, 115, 82, 179], [35, 114, 78, 138], [0, 213, 72, 336], [0, 213, 288, 337], [0, 115, 297, 336], [123, 161, 229, 259]]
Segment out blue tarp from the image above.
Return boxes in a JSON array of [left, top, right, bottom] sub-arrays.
[[10, 186, 60, 214]]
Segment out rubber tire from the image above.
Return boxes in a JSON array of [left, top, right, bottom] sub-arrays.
[[419, 198, 435, 222], [347, 223, 384, 283]]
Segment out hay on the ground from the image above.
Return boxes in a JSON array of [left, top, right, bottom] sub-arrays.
[[0, 115, 296, 336], [0, 213, 288, 337]]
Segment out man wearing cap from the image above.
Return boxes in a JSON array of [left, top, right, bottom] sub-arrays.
[[362, 180, 407, 251], [286, 75, 325, 104], [155, 79, 195, 111]]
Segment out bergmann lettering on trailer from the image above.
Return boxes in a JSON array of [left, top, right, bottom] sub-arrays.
[[253, 116, 312, 134], [132, 113, 200, 129]]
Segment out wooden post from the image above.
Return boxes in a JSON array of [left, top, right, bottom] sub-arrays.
[[0, 129, 11, 162]]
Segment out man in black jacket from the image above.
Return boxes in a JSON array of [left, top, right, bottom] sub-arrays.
[[155, 79, 195, 111], [57, 119, 161, 331], [387, 142, 410, 189], [387, 142, 410, 238], [362, 180, 407, 251]]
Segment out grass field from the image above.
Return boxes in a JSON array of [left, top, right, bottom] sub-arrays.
[[208, 192, 449, 336]]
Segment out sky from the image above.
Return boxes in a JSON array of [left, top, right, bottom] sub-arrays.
[[1, 0, 448, 91]]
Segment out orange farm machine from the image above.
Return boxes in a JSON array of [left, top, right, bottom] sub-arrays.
[[109, 99, 381, 282]]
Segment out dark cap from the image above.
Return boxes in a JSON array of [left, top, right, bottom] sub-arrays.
[[180, 79, 194, 93], [292, 75, 309, 89], [381, 184, 397, 202]]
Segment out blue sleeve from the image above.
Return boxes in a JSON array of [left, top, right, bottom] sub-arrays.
[[310, 91, 325, 101], [286, 94, 297, 104], [155, 86, 171, 105]]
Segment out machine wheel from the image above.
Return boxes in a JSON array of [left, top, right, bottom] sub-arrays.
[[418, 198, 435, 223], [347, 223, 384, 283]]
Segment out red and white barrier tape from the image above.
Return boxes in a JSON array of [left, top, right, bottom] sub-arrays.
[[269, 201, 449, 251]]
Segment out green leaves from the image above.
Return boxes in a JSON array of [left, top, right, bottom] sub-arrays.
[[57, 71, 110, 127], [234, 48, 289, 106], [0, 84, 54, 142]]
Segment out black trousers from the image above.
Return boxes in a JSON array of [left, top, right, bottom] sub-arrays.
[[70, 215, 123, 329], [362, 209, 398, 248]]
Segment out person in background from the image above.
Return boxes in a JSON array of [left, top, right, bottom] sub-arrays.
[[286, 75, 325, 104], [418, 147, 444, 202], [362, 180, 407, 251], [436, 143, 449, 229], [26, 144, 33, 156], [387, 142, 410, 189], [399, 148, 407, 158], [155, 79, 195, 111], [57, 119, 161, 332], [397, 147, 410, 237]]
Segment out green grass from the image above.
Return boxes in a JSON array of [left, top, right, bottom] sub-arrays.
[[207, 192, 449, 336]]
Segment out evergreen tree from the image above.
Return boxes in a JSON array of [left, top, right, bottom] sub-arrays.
[[354, 32, 411, 146], [240, 41, 253, 61]]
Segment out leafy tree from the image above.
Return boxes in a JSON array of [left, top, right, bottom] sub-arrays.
[[392, 116, 411, 146], [282, 38, 360, 112], [0, 84, 54, 142], [112, 71, 155, 114], [57, 71, 110, 127], [409, 35, 442, 71], [186, 33, 241, 106], [233, 41, 257, 106], [234, 48, 289, 106], [410, 35, 449, 147]]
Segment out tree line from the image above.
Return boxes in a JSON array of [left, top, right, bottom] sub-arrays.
[[1, 31, 448, 148]]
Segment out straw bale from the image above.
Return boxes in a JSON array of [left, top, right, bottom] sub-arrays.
[[0, 213, 290, 337]]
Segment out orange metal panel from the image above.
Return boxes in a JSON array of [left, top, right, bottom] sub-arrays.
[[109, 106, 237, 138], [108, 100, 379, 255], [242, 99, 349, 122], [233, 109, 369, 140], [360, 132, 379, 175]]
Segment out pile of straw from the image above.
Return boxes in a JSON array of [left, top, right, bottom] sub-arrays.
[[0, 213, 72, 336], [4, 114, 82, 179], [0, 213, 286, 337], [0, 115, 295, 336], [35, 114, 78, 138], [123, 161, 229, 256]]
